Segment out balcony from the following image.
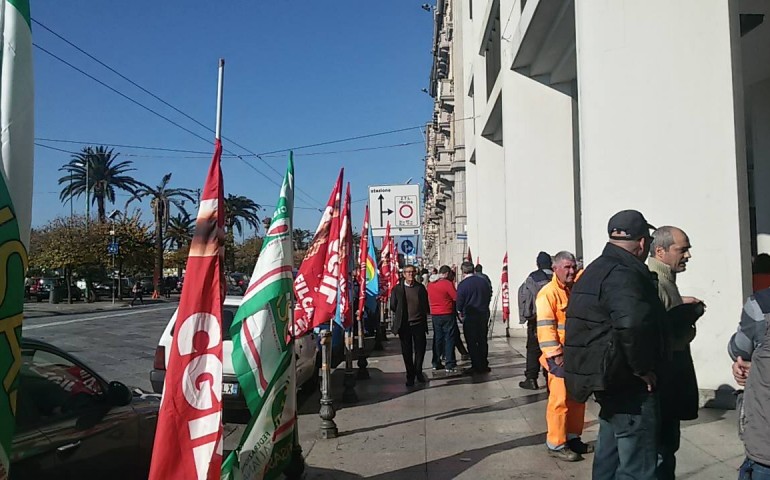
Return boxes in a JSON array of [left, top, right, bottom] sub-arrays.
[[439, 79, 454, 102]]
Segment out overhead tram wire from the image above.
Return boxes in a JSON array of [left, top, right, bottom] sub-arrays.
[[32, 18, 323, 207], [32, 43, 308, 205]]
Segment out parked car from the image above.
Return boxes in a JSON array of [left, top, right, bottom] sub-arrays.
[[11, 338, 159, 480], [139, 276, 154, 294], [28, 278, 83, 302], [150, 296, 318, 423]]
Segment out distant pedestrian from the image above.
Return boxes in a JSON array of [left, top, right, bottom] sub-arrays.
[[130, 280, 144, 307], [457, 261, 492, 374], [648, 226, 703, 480], [390, 265, 430, 386], [564, 210, 662, 480], [536, 251, 589, 462], [729, 287, 770, 480], [428, 265, 458, 373], [421, 268, 430, 285], [474, 264, 493, 297], [517, 251, 553, 390]]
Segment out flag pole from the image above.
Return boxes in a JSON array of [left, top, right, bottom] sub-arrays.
[[215, 58, 224, 140]]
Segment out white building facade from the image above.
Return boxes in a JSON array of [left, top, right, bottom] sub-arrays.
[[432, 0, 770, 402]]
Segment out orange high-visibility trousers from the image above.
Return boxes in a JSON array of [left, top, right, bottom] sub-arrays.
[[546, 373, 585, 449]]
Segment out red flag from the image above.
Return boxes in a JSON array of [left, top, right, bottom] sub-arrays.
[[293, 170, 343, 336], [379, 222, 392, 300], [390, 237, 399, 293], [149, 140, 225, 480], [501, 253, 510, 323], [310, 172, 344, 329], [466, 247, 473, 263], [356, 206, 369, 321], [337, 183, 353, 328]]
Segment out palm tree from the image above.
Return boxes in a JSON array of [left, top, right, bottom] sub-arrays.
[[165, 212, 195, 250], [126, 173, 196, 295], [224, 194, 262, 238], [165, 212, 195, 280], [58, 146, 142, 223], [224, 194, 261, 272]]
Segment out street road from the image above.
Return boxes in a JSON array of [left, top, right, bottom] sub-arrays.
[[22, 303, 178, 391]]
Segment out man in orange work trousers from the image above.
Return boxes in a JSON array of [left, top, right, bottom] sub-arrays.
[[536, 250, 592, 462]]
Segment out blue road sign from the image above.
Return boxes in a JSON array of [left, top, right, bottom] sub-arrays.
[[400, 239, 414, 255], [107, 241, 119, 255]]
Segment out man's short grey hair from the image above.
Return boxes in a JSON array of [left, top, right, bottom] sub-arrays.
[[552, 251, 576, 264], [650, 226, 680, 257], [460, 261, 475, 275]]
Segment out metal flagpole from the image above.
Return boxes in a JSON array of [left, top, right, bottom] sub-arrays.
[[215, 59, 224, 140]]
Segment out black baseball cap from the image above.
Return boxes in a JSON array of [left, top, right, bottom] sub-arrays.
[[607, 210, 656, 240]]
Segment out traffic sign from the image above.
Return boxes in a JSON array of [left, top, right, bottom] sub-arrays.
[[107, 242, 119, 255], [368, 184, 421, 237], [456, 233, 468, 240], [400, 239, 415, 255]]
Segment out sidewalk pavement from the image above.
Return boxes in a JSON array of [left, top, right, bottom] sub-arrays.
[[296, 331, 744, 479], [23, 297, 176, 318]]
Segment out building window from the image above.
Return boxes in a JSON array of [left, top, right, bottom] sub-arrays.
[[483, 3, 501, 99], [469, 0, 473, 19]]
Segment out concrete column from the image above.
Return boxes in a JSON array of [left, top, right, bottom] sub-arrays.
[[474, 137, 507, 305], [748, 78, 770, 254], [502, 73, 577, 291], [575, 0, 750, 394]]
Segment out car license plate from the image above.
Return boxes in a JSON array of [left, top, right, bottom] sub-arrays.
[[222, 383, 239, 396]]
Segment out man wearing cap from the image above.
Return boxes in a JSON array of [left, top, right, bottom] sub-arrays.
[[517, 251, 553, 390], [564, 210, 665, 480]]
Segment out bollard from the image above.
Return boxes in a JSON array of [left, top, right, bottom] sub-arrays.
[[342, 332, 358, 403], [318, 330, 338, 439]]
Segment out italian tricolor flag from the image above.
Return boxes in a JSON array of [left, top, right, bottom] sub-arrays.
[[222, 154, 297, 480], [0, 1, 34, 479]]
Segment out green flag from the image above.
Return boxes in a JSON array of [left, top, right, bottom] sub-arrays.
[[222, 154, 296, 480], [0, 1, 33, 478]]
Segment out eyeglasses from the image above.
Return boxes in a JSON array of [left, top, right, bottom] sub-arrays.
[[404, 270, 416, 275]]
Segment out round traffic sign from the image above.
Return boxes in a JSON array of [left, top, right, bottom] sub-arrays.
[[400, 239, 414, 254], [399, 204, 414, 219]]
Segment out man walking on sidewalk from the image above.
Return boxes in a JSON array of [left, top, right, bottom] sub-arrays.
[[565, 210, 663, 480], [517, 251, 553, 390], [390, 265, 430, 386], [536, 251, 589, 462], [457, 261, 492, 374], [428, 265, 458, 373]]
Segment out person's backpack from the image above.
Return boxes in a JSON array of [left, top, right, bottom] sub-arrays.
[[517, 269, 552, 324]]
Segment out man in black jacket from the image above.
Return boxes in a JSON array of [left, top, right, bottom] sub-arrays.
[[564, 210, 664, 480], [390, 264, 430, 386]]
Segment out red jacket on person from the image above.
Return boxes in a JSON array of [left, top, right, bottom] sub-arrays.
[[427, 278, 457, 315]]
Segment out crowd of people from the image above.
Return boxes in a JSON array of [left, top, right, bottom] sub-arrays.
[[388, 208, 770, 480]]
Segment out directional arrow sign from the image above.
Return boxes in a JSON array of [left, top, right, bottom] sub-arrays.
[[368, 184, 421, 237]]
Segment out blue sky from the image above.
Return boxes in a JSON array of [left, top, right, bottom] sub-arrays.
[[31, 1, 433, 237]]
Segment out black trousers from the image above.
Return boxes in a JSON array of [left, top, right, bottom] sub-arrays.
[[525, 317, 543, 380], [463, 315, 489, 371], [399, 321, 427, 380]]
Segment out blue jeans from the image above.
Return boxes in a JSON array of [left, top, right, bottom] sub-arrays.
[[431, 314, 457, 369], [593, 394, 658, 480], [740, 459, 770, 480]]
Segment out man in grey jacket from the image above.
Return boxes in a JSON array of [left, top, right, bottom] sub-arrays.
[[517, 251, 552, 390], [729, 287, 770, 479]]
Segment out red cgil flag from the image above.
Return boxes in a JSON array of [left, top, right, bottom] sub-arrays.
[[379, 222, 392, 301], [337, 182, 354, 328], [309, 171, 344, 329], [390, 237, 399, 292], [149, 139, 226, 480], [292, 170, 343, 336], [501, 253, 510, 323], [356, 206, 369, 321]]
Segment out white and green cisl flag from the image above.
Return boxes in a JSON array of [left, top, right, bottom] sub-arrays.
[[0, 0, 33, 479], [222, 154, 296, 480]]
